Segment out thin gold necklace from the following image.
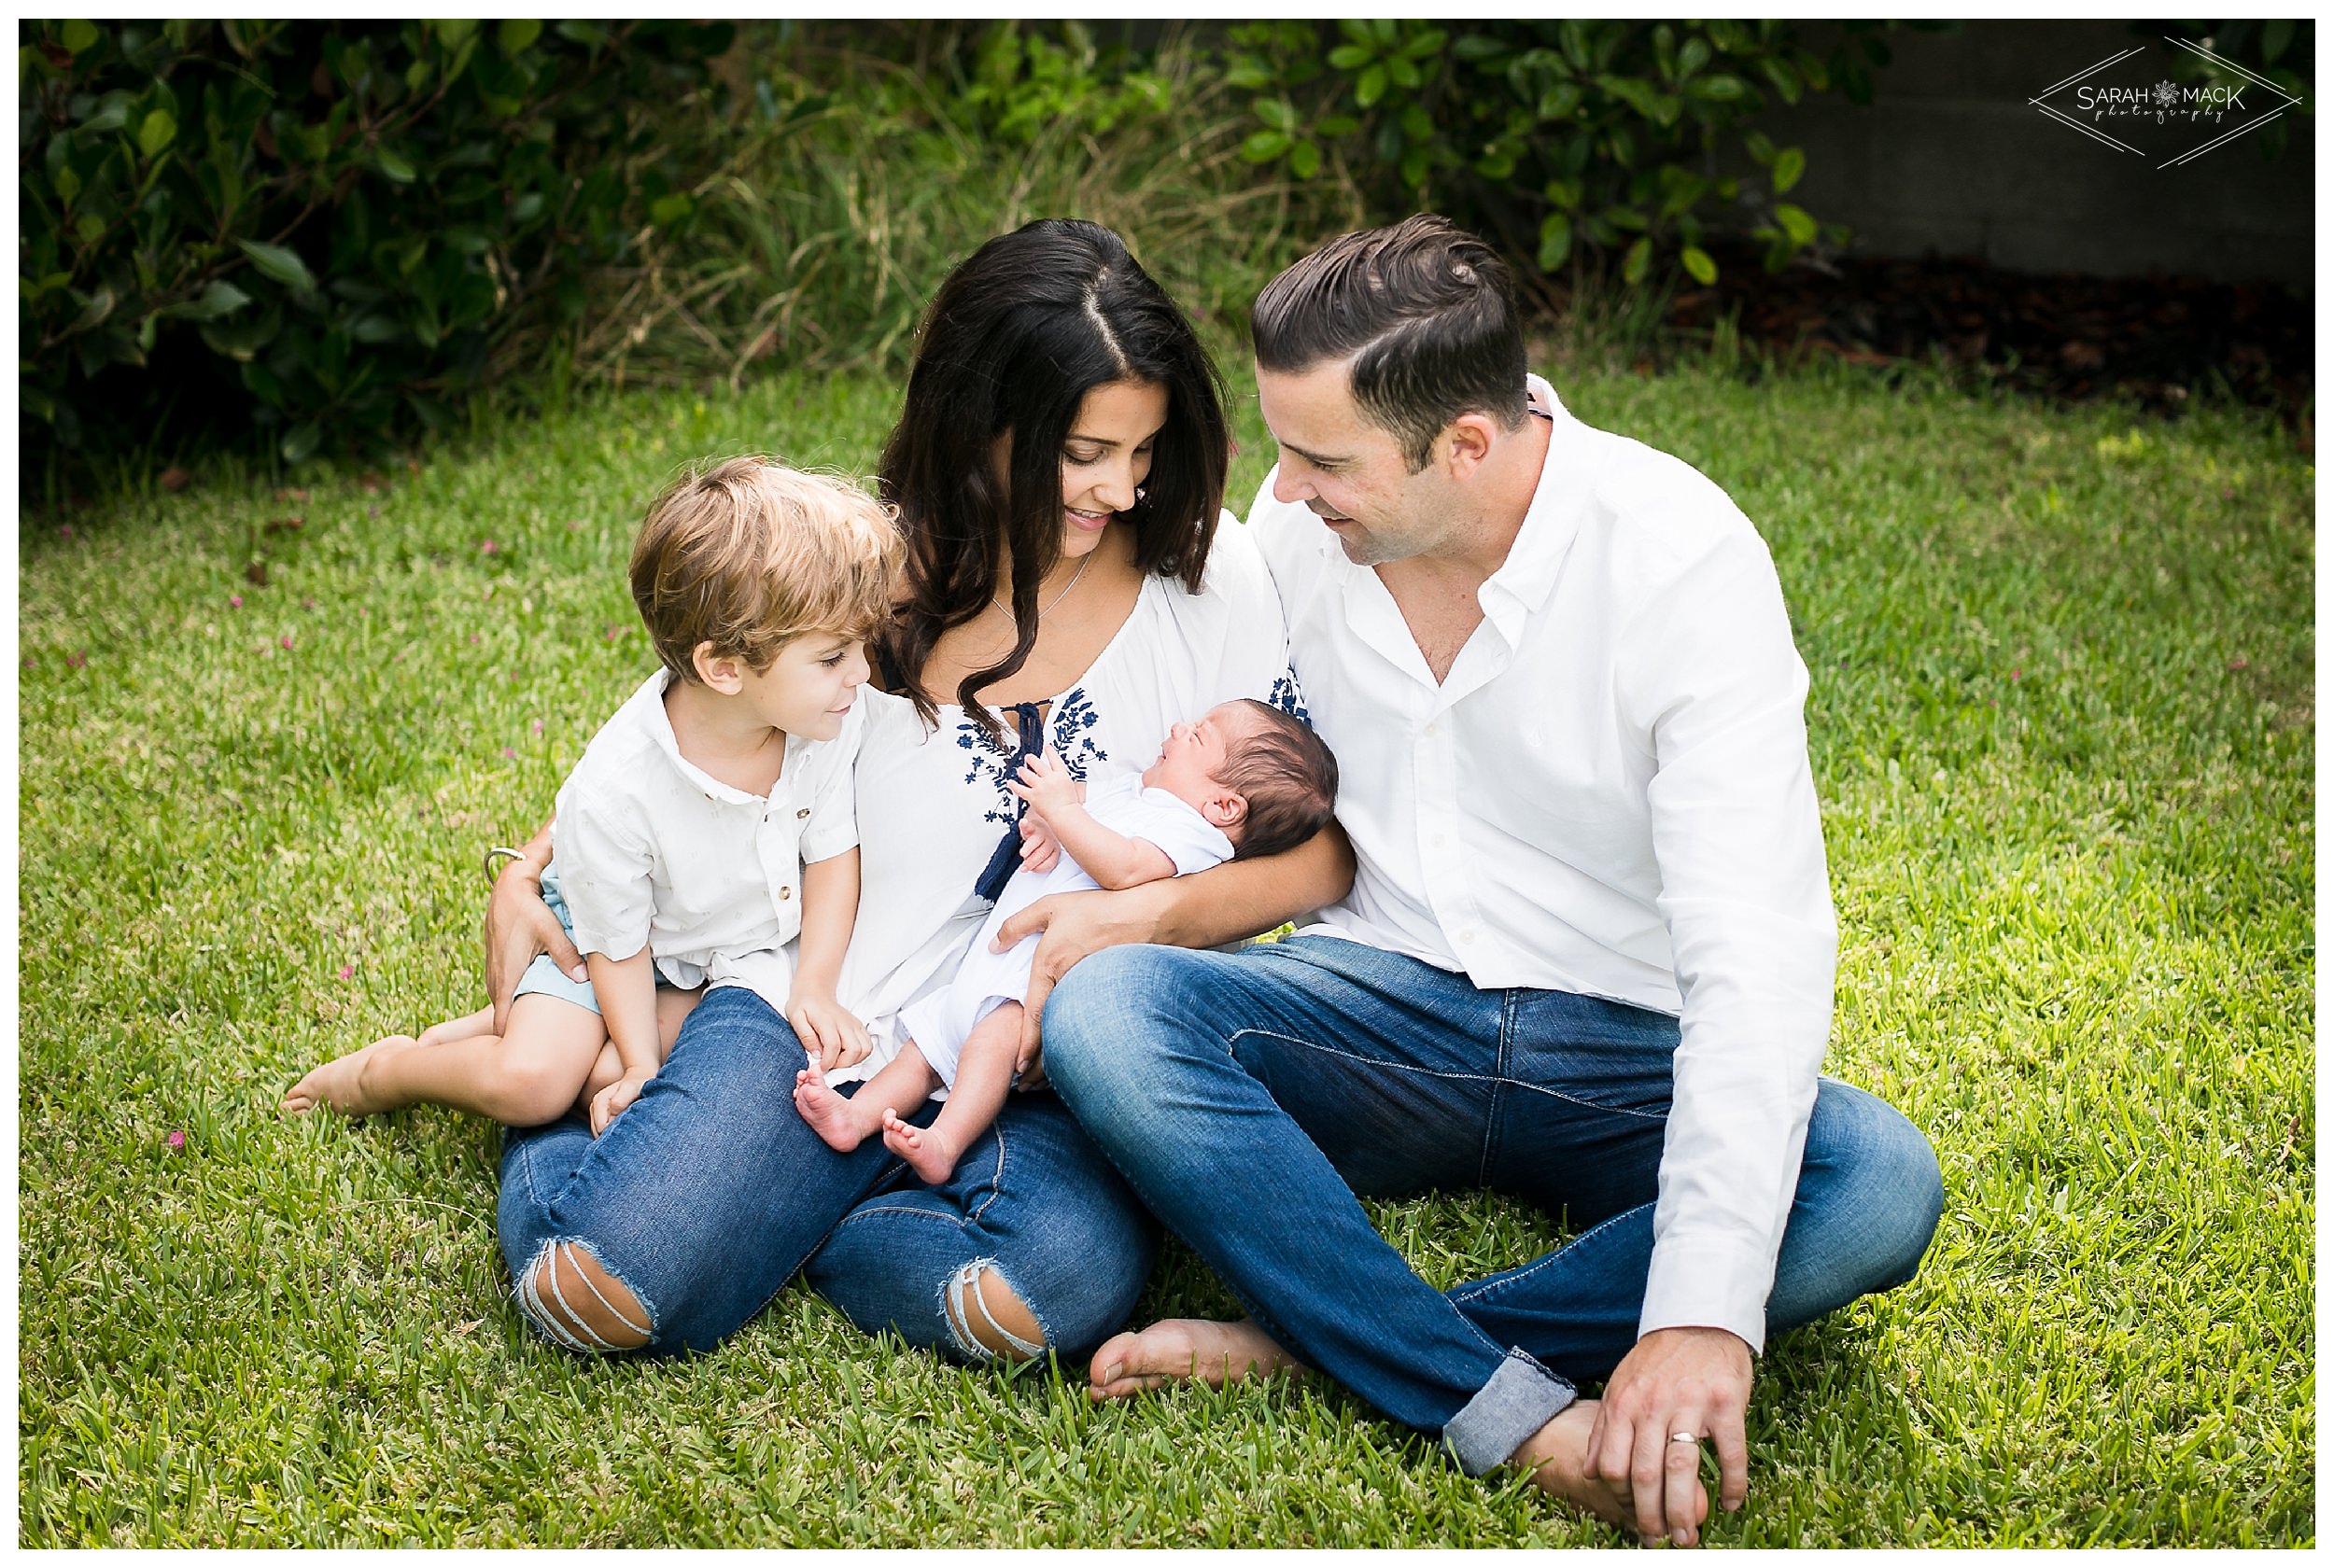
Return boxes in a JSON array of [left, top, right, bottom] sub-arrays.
[[990, 552, 1091, 623]]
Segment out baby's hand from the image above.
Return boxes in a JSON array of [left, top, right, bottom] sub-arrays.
[[1007, 749, 1083, 820], [589, 1070, 654, 1137], [789, 987, 872, 1071], [1018, 810, 1063, 875]]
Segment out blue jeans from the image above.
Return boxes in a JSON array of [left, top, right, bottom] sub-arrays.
[[496, 986, 1158, 1359], [1041, 935, 1944, 1475]]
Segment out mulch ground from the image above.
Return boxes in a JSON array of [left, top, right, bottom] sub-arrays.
[[1664, 239, 2313, 442]]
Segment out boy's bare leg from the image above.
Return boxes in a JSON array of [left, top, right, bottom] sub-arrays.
[[288, 996, 608, 1125], [881, 1002, 1019, 1183], [795, 1046, 936, 1153], [415, 1005, 496, 1049]]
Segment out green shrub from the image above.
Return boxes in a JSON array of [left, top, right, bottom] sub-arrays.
[[19, 19, 734, 492], [1225, 20, 1892, 288]]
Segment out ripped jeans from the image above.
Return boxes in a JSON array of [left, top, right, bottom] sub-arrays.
[[496, 985, 1158, 1360]]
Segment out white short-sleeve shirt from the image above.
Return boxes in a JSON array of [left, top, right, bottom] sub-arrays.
[[552, 667, 863, 1016], [833, 513, 1293, 1084], [1251, 376, 1836, 1352]]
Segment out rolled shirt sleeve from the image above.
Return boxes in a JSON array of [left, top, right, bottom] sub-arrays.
[[550, 772, 658, 965]]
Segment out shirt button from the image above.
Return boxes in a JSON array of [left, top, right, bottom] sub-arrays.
[[796, 807, 810, 819], [780, 887, 793, 901]]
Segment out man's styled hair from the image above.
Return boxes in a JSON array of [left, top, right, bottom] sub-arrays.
[[1218, 699, 1340, 861], [1250, 214, 1529, 471], [629, 456, 903, 683]]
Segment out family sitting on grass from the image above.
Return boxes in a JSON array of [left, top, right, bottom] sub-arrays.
[[288, 214, 1944, 1547]]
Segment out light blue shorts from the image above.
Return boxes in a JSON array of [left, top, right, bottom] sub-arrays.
[[511, 863, 677, 1015]]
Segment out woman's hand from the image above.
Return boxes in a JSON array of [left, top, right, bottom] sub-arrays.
[[789, 987, 873, 1071], [588, 1069, 654, 1137], [990, 881, 1175, 1083], [485, 850, 584, 1033]]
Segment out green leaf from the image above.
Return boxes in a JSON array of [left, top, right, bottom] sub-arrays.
[[432, 19, 479, 50], [1386, 54, 1421, 90], [1622, 236, 1652, 287], [1289, 137, 1321, 179], [1689, 73, 1746, 101], [1240, 129, 1292, 162], [1775, 202, 1817, 246], [1744, 130, 1776, 165], [498, 18, 542, 55], [1680, 245, 1718, 286], [649, 192, 693, 227], [53, 163, 82, 205], [375, 147, 416, 183], [61, 20, 101, 56], [237, 239, 316, 293], [1676, 36, 1710, 78], [1255, 96, 1298, 133], [165, 278, 252, 321], [1759, 56, 1803, 105], [279, 419, 323, 464], [1356, 63, 1388, 107], [135, 108, 176, 158], [1536, 212, 1572, 271], [1329, 44, 1371, 70], [1772, 147, 1805, 194]]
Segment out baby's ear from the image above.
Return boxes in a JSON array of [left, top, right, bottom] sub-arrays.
[[1203, 791, 1246, 831]]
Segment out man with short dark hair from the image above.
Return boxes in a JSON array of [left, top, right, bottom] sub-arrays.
[[1020, 216, 1943, 1545]]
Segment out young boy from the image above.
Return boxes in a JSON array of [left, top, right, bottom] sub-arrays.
[[794, 698, 1338, 1183], [283, 457, 902, 1132]]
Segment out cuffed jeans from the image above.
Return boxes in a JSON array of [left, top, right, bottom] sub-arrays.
[[497, 986, 1158, 1359], [1041, 935, 1945, 1475]]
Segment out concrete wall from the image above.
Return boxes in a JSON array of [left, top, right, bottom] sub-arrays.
[[1756, 21, 2313, 288]]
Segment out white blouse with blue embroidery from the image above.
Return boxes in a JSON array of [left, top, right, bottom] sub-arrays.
[[829, 513, 1301, 1085]]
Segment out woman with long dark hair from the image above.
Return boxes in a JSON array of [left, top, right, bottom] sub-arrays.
[[483, 218, 1349, 1362]]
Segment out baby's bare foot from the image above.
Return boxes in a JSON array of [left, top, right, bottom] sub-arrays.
[[794, 1068, 875, 1152], [879, 1108, 962, 1183], [1087, 1317, 1306, 1401], [281, 1034, 415, 1117]]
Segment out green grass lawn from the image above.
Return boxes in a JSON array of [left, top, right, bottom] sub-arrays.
[[19, 360, 2313, 1546]]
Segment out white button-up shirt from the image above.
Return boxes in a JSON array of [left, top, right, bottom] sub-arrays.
[[1251, 376, 1835, 1351], [552, 667, 862, 1017]]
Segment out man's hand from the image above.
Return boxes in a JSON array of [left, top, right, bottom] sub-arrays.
[[989, 881, 1173, 1083], [1017, 810, 1064, 875], [788, 987, 872, 1071], [1586, 1325, 1753, 1547], [588, 1070, 654, 1137], [485, 861, 584, 1033]]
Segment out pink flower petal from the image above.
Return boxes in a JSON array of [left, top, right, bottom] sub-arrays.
[[281, 634, 293, 649], [165, 1130, 185, 1150], [339, 963, 354, 980], [229, 595, 244, 609]]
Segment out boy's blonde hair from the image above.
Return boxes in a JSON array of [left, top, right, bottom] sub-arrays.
[[630, 456, 903, 682]]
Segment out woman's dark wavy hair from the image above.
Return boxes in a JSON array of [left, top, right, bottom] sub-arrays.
[[875, 218, 1230, 736]]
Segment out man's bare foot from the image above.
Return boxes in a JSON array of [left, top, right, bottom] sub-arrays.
[[793, 1068, 878, 1153], [1510, 1399, 1667, 1537], [1087, 1317, 1306, 1401], [281, 1034, 416, 1117], [879, 1108, 963, 1183]]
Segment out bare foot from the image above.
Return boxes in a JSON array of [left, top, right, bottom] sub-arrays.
[[879, 1107, 962, 1183], [1087, 1317, 1306, 1401], [281, 1034, 416, 1117], [1509, 1399, 1659, 1536], [794, 1068, 879, 1153]]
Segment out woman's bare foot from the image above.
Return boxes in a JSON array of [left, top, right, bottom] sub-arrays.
[[1087, 1317, 1307, 1401], [879, 1107, 963, 1183], [281, 1034, 417, 1117], [1508, 1399, 1653, 1536], [793, 1068, 879, 1153]]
